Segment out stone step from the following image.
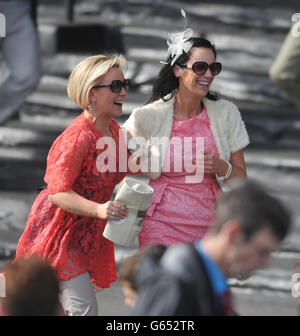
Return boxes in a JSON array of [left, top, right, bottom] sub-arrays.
[[232, 287, 298, 316], [18, 111, 300, 153], [13, 103, 300, 151], [271, 251, 300, 273], [0, 184, 298, 298], [229, 267, 296, 294], [22, 70, 292, 119], [125, 44, 279, 79], [0, 191, 36, 259], [0, 127, 57, 148], [71, 0, 294, 33], [38, 21, 124, 55], [246, 164, 300, 196], [246, 123, 300, 150], [2, 0, 294, 314], [236, 249, 300, 278], [229, 251, 300, 301], [0, 159, 45, 191], [42, 27, 284, 79], [3, 111, 300, 161], [122, 32, 287, 102], [21, 75, 146, 114], [37, 1, 292, 63], [183, 3, 293, 33], [121, 25, 285, 59], [212, 70, 288, 106], [2, 113, 300, 190], [41, 50, 287, 108], [35, 0, 293, 101], [0, 173, 299, 240], [183, 0, 299, 10], [244, 149, 300, 170], [36, 20, 294, 103], [238, 101, 300, 147], [238, 101, 300, 122]]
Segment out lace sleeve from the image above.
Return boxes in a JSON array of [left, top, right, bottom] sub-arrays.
[[45, 130, 92, 194]]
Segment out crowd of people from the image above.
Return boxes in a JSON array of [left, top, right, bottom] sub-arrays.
[[0, 5, 299, 316]]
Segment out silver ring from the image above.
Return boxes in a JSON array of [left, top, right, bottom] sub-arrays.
[[112, 211, 116, 216]]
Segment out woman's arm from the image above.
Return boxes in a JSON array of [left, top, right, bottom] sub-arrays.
[[48, 190, 127, 220]]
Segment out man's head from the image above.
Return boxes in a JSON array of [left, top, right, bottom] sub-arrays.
[[207, 180, 291, 279], [3, 256, 59, 316], [119, 244, 166, 308]]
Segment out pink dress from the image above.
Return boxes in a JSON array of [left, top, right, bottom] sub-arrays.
[[139, 108, 222, 247]]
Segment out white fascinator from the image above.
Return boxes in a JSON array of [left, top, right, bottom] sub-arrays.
[[161, 9, 194, 66]]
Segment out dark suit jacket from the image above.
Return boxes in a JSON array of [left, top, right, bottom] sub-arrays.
[[132, 243, 227, 316]]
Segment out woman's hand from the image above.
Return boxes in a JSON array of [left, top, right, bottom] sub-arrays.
[[93, 283, 105, 293], [193, 152, 224, 175], [96, 201, 128, 221], [203, 152, 225, 175], [193, 150, 247, 182]]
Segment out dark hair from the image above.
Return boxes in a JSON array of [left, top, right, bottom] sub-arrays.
[[119, 244, 166, 291], [213, 180, 291, 242], [3, 256, 59, 316], [147, 37, 219, 104]]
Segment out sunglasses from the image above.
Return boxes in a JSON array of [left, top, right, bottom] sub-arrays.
[[92, 79, 131, 93], [181, 61, 222, 76]]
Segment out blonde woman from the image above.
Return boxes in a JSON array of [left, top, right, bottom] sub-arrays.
[[15, 55, 131, 315]]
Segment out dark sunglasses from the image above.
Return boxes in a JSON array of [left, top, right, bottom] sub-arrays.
[[92, 79, 131, 93], [181, 61, 222, 76]]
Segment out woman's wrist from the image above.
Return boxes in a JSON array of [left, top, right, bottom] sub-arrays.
[[216, 159, 229, 177], [95, 204, 104, 219], [216, 160, 232, 181]]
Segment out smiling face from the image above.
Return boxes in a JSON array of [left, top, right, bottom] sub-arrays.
[[89, 67, 128, 118], [174, 47, 217, 98]]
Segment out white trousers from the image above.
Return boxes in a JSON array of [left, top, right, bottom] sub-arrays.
[[0, 0, 42, 124], [59, 272, 98, 316]]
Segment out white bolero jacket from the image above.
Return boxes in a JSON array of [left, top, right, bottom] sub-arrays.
[[123, 95, 250, 180]]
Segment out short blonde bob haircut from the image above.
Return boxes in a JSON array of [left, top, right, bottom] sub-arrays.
[[67, 54, 127, 109]]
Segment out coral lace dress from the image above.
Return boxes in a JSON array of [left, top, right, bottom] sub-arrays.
[[16, 112, 127, 288], [139, 108, 223, 247]]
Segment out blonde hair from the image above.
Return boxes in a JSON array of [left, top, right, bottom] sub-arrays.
[[67, 54, 127, 109]]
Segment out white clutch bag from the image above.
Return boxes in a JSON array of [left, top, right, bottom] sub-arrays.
[[103, 177, 154, 247]]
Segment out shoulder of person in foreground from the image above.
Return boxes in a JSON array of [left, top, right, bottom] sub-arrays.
[[131, 249, 189, 316], [131, 244, 215, 316]]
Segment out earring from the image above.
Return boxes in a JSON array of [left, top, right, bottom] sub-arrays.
[[88, 104, 94, 111]]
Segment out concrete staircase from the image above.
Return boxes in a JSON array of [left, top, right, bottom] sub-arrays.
[[1, 0, 300, 315]]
